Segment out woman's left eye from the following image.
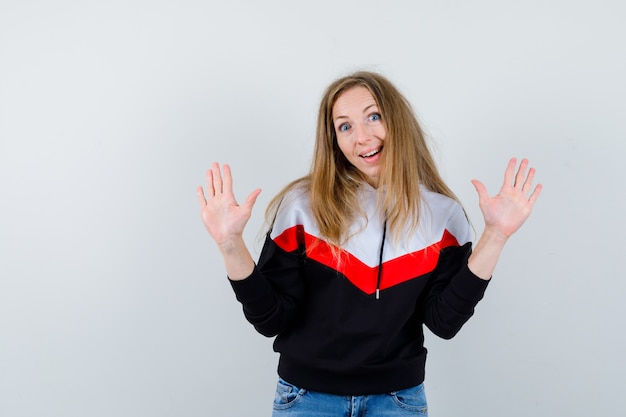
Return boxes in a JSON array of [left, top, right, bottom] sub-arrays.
[[369, 113, 381, 122]]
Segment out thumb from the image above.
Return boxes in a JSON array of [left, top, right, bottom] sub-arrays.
[[241, 188, 262, 211], [471, 179, 489, 202]]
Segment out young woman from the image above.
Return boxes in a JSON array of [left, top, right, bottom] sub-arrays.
[[197, 71, 541, 416]]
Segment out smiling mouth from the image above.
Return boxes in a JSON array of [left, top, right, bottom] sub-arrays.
[[360, 147, 382, 158]]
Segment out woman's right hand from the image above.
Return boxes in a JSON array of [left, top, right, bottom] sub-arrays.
[[196, 163, 262, 250]]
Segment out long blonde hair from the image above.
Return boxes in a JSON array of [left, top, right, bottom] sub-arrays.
[[266, 71, 460, 247]]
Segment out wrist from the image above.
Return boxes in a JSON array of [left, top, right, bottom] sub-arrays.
[[217, 236, 246, 255], [467, 226, 510, 280], [481, 225, 510, 246], [216, 236, 256, 281]]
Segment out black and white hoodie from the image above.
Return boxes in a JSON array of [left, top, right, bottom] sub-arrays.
[[230, 183, 489, 396]]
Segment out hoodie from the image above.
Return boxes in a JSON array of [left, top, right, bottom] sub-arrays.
[[229, 183, 489, 395]]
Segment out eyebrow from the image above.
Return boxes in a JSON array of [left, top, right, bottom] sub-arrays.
[[334, 103, 378, 121]]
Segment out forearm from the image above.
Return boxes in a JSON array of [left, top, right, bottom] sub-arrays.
[[217, 236, 256, 281], [467, 227, 509, 280], [229, 233, 305, 337]]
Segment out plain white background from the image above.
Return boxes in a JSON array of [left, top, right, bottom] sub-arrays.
[[1, 0, 624, 415]]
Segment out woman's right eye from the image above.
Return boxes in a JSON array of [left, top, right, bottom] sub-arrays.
[[339, 123, 350, 132]]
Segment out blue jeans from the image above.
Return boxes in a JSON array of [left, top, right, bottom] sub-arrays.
[[272, 378, 428, 416]]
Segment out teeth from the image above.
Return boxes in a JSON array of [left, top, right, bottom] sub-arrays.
[[361, 148, 380, 158]]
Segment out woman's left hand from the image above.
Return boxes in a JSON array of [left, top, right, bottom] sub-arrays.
[[471, 158, 542, 240]]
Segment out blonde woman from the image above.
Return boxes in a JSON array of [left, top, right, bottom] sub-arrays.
[[197, 71, 541, 416]]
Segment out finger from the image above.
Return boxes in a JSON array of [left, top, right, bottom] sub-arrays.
[[242, 188, 262, 211], [196, 186, 207, 207], [514, 158, 529, 188], [522, 167, 536, 195], [211, 162, 223, 195], [528, 183, 543, 205], [503, 157, 517, 188], [205, 169, 215, 198], [471, 179, 489, 202], [222, 163, 234, 198]]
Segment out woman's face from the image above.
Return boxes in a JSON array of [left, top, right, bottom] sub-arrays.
[[332, 86, 386, 188]]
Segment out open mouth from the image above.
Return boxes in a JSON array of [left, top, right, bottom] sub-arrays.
[[360, 147, 382, 158]]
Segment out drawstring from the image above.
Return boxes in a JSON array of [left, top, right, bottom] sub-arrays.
[[375, 219, 388, 300]]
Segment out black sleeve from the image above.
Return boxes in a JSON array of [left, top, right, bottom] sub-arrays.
[[229, 233, 306, 337], [421, 242, 490, 339]]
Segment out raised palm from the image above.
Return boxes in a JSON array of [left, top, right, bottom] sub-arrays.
[[471, 158, 542, 239], [196, 163, 261, 247]]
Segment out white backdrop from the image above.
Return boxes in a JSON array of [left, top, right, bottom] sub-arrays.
[[1, 1, 624, 416]]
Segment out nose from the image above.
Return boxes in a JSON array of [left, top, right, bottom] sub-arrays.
[[354, 122, 372, 144]]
